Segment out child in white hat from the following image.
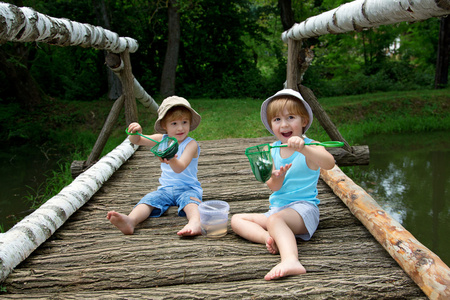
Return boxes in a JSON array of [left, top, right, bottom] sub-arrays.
[[231, 89, 335, 280], [107, 96, 203, 236]]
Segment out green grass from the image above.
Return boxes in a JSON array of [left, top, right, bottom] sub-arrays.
[[18, 87, 450, 210]]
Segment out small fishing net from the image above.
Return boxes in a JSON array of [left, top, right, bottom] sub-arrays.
[[245, 141, 344, 183], [150, 136, 178, 159], [245, 144, 273, 183], [126, 128, 179, 160]]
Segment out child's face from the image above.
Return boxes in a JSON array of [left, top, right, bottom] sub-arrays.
[[270, 107, 308, 143], [162, 117, 191, 143]]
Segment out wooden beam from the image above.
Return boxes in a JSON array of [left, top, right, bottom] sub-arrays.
[[328, 145, 369, 166], [85, 95, 125, 167], [320, 166, 450, 300], [300, 85, 352, 152]]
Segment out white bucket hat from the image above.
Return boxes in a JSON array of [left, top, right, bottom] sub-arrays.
[[154, 96, 201, 134], [260, 89, 313, 135]]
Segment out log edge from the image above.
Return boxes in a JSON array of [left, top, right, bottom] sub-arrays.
[[320, 166, 450, 300]]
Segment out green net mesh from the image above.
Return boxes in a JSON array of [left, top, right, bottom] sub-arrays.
[[151, 136, 178, 159], [245, 144, 273, 183]]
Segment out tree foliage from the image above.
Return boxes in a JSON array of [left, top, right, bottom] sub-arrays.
[[0, 0, 446, 107]]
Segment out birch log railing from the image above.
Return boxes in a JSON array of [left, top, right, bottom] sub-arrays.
[[0, 2, 160, 175], [0, 2, 157, 282], [281, 0, 450, 299]]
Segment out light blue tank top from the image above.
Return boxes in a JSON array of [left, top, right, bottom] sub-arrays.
[[158, 135, 202, 194], [269, 137, 320, 208]]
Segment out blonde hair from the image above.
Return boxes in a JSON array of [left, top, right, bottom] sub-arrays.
[[162, 106, 192, 124], [266, 96, 310, 133]]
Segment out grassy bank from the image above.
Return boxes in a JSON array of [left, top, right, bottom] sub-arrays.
[[7, 87, 450, 213]]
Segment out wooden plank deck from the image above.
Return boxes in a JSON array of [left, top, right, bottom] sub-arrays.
[[1, 137, 426, 299]]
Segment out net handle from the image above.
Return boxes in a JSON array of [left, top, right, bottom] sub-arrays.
[[125, 128, 159, 143], [273, 141, 345, 148]]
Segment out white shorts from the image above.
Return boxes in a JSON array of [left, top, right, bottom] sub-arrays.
[[264, 201, 319, 241]]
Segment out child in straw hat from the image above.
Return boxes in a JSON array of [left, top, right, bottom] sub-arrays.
[[107, 96, 203, 236], [231, 89, 335, 280]]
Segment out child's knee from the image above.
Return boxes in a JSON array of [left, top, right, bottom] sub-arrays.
[[266, 213, 283, 228], [230, 214, 243, 227]]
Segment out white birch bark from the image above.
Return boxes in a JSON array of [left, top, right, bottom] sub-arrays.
[[0, 138, 138, 282], [282, 0, 450, 42], [110, 60, 159, 113], [0, 3, 138, 53]]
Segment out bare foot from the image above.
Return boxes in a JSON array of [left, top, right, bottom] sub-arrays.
[[266, 236, 279, 254], [107, 211, 135, 235], [177, 220, 202, 236], [264, 259, 306, 280]]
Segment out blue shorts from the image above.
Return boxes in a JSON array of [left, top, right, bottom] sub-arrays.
[[136, 185, 202, 217], [264, 201, 319, 241]]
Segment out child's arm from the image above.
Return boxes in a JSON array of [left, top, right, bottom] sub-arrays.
[[160, 140, 198, 173], [288, 136, 335, 170], [127, 122, 162, 147], [266, 163, 292, 191]]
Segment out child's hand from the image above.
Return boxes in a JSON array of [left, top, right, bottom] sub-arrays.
[[127, 122, 142, 134], [287, 136, 305, 152], [272, 163, 292, 179], [158, 154, 178, 164]]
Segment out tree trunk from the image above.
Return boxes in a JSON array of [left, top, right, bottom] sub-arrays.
[[434, 16, 449, 89], [160, 0, 180, 98], [92, 0, 122, 99], [278, 0, 295, 31]]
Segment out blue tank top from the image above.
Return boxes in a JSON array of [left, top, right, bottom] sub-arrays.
[[269, 137, 320, 208], [158, 135, 202, 194]]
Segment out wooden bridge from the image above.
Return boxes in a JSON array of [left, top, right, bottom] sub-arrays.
[[2, 1, 450, 298], [2, 136, 448, 299]]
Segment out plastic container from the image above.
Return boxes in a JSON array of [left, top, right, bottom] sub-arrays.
[[198, 200, 230, 238]]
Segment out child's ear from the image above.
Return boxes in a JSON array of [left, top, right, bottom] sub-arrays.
[[302, 118, 308, 127]]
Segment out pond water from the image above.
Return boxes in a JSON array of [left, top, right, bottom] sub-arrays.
[[356, 131, 449, 266], [0, 146, 60, 231], [0, 132, 449, 267]]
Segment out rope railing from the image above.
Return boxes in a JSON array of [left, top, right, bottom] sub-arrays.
[[282, 0, 450, 42]]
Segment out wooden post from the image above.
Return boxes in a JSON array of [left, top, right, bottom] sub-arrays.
[[286, 38, 301, 89], [120, 49, 138, 125]]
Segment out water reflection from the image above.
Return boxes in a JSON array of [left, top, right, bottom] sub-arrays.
[[356, 132, 449, 266]]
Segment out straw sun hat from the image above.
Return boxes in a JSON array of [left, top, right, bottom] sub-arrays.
[[154, 96, 201, 134], [260, 89, 313, 135]]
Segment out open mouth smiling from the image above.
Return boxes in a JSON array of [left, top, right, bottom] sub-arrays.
[[281, 131, 292, 138]]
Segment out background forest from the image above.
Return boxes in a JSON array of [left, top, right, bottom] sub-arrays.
[[0, 0, 448, 149]]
